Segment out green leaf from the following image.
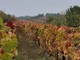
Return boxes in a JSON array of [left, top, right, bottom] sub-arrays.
[[1, 53, 12, 60], [0, 18, 3, 26]]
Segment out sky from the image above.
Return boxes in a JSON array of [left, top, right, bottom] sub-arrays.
[[0, 0, 80, 17]]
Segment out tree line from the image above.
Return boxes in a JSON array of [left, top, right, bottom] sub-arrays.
[[0, 5, 80, 28], [47, 5, 80, 28], [0, 10, 16, 22]]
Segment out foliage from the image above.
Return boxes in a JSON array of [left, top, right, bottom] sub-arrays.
[[0, 18, 3, 30], [1, 53, 13, 60], [0, 10, 16, 22], [46, 13, 66, 26], [66, 5, 80, 27], [46, 16, 53, 23], [0, 21, 18, 60], [0, 18, 3, 25], [15, 20, 80, 60]]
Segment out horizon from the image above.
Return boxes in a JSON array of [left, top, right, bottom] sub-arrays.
[[0, 0, 80, 17]]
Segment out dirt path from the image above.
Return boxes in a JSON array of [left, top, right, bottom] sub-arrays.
[[15, 27, 53, 60]]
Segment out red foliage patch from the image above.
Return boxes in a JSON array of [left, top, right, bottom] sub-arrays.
[[6, 20, 14, 29]]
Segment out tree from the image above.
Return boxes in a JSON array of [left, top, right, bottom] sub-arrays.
[[0, 10, 16, 22], [46, 16, 53, 23], [66, 5, 80, 27]]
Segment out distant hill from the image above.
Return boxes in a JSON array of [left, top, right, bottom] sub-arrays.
[[17, 13, 66, 25], [17, 14, 44, 20]]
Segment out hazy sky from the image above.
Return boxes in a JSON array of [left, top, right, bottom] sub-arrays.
[[0, 0, 80, 17]]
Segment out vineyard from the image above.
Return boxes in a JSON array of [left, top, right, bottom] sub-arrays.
[[0, 1, 80, 60], [15, 20, 80, 60]]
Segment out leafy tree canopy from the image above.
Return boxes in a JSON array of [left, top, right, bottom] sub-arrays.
[[66, 5, 80, 27]]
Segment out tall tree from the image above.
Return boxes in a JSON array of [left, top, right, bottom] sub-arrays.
[[0, 10, 16, 22], [66, 5, 80, 27]]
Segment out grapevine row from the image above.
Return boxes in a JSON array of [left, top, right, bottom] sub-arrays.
[[15, 20, 80, 60]]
